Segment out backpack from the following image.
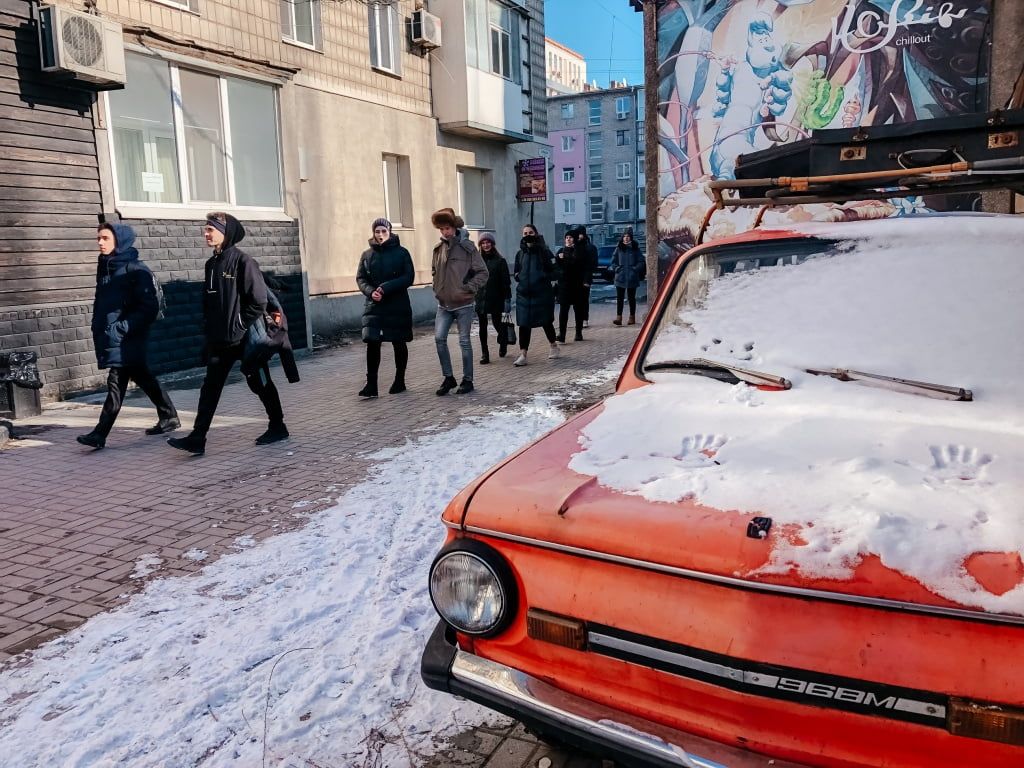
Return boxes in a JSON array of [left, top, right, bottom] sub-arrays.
[[127, 261, 166, 321]]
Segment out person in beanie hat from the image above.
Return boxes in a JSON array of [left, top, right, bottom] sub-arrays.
[[355, 217, 415, 397], [167, 212, 289, 455], [76, 221, 178, 449], [430, 208, 488, 394], [572, 225, 598, 328], [474, 232, 512, 364], [554, 230, 590, 343], [611, 227, 644, 325]]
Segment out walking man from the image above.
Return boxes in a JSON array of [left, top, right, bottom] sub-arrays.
[[431, 208, 488, 395], [572, 225, 599, 328], [167, 212, 288, 455], [77, 221, 178, 449]]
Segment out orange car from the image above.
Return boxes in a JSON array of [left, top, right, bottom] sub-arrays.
[[421, 214, 1024, 768]]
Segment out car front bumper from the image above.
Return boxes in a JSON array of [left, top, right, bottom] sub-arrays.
[[421, 621, 807, 768]]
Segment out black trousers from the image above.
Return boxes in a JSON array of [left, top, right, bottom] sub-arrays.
[[518, 323, 556, 351], [616, 286, 638, 317], [366, 340, 408, 385], [581, 285, 591, 322], [192, 343, 283, 437], [95, 365, 177, 437], [558, 289, 588, 339], [477, 311, 505, 357]]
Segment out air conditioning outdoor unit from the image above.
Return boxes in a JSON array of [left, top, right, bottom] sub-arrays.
[[38, 5, 126, 90], [411, 9, 442, 50]]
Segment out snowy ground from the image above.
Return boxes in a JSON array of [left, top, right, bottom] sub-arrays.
[[0, 398, 571, 768]]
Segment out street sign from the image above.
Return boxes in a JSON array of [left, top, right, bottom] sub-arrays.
[[516, 157, 547, 203]]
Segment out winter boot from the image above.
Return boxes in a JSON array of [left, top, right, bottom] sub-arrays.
[[167, 433, 206, 456], [574, 328, 584, 342], [613, 315, 623, 326], [76, 431, 105, 450], [479, 349, 490, 365], [388, 378, 407, 395], [456, 378, 474, 395], [358, 382, 378, 398], [498, 341, 508, 358], [255, 423, 289, 445], [548, 342, 561, 359], [628, 314, 637, 325], [145, 417, 180, 436], [513, 351, 528, 367], [436, 375, 458, 396]]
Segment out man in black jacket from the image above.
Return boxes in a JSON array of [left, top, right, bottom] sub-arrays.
[[77, 222, 178, 449], [168, 212, 287, 455], [572, 226, 599, 328]]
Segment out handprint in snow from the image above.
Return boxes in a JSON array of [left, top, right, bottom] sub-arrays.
[[898, 444, 994, 485], [677, 434, 727, 468]]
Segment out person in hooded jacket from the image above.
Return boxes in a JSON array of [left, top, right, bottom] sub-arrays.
[[355, 218, 415, 397], [474, 232, 512, 364], [76, 222, 178, 449], [554, 230, 590, 343], [167, 212, 288, 455], [512, 224, 559, 367], [611, 227, 645, 326], [572, 225, 599, 328]]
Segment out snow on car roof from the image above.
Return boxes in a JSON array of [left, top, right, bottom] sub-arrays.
[[570, 216, 1024, 613]]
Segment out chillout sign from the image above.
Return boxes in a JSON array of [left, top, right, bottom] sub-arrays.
[[832, 0, 970, 52]]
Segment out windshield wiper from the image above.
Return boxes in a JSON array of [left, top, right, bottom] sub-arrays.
[[644, 358, 792, 389], [806, 368, 973, 401]]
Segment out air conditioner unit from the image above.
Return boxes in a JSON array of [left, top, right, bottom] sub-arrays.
[[38, 5, 126, 90], [411, 9, 442, 50]]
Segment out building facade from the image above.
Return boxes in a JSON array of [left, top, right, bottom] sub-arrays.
[[0, 0, 551, 402], [547, 85, 645, 247], [544, 36, 585, 96]]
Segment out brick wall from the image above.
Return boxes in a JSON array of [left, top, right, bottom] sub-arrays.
[[0, 218, 306, 402]]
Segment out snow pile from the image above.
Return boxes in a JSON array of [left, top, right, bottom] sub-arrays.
[[570, 217, 1024, 612], [0, 401, 563, 767]]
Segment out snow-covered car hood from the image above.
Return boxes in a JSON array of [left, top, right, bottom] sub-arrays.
[[465, 217, 1024, 619]]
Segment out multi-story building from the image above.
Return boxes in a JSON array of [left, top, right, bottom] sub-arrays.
[[545, 37, 585, 96], [548, 84, 645, 247], [0, 0, 550, 403]]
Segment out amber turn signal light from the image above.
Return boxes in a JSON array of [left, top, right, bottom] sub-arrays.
[[526, 608, 587, 651], [948, 698, 1024, 746]]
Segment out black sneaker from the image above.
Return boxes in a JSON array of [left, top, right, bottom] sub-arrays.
[[574, 330, 584, 342], [479, 355, 490, 365], [456, 378, 474, 395], [388, 380, 407, 395], [145, 417, 180, 435], [168, 434, 206, 455], [358, 384, 378, 399], [255, 424, 289, 445], [498, 344, 508, 358], [76, 431, 105, 450], [436, 376, 458, 396]]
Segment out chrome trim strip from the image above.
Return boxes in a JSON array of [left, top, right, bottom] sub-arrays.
[[450, 650, 728, 768], [461, 525, 1024, 627]]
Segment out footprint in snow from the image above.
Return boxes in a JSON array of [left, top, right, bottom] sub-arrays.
[[677, 434, 727, 467], [700, 337, 754, 362]]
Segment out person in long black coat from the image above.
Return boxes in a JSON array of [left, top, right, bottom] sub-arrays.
[[77, 222, 178, 450], [512, 224, 559, 366], [612, 227, 645, 325], [573, 225, 599, 327], [474, 232, 512, 364], [555, 231, 591, 343], [355, 218, 415, 397]]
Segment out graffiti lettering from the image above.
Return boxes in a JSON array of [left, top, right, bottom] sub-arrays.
[[832, 0, 968, 54]]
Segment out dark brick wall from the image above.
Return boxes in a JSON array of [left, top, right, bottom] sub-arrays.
[[0, 218, 306, 402]]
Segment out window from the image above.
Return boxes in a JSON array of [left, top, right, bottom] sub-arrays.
[[589, 196, 603, 222], [587, 131, 602, 161], [589, 99, 601, 125], [561, 103, 574, 119], [369, 3, 402, 75], [280, 0, 320, 48], [108, 52, 282, 208], [616, 130, 629, 146], [382, 154, 412, 227], [466, 0, 523, 85], [616, 95, 632, 119], [588, 164, 602, 190], [617, 162, 631, 180], [489, 3, 512, 79], [458, 167, 491, 228], [562, 198, 576, 215], [562, 167, 575, 183], [155, 0, 199, 11], [617, 194, 631, 211], [561, 135, 574, 152]]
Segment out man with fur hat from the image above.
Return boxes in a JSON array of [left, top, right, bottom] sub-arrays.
[[167, 212, 288, 455], [430, 208, 489, 395]]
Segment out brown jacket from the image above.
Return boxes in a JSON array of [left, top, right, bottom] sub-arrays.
[[432, 230, 489, 310]]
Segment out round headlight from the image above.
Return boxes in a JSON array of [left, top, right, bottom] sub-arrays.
[[429, 541, 517, 637]]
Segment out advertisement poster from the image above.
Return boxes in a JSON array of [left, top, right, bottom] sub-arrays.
[[517, 157, 548, 203], [656, 0, 992, 275]]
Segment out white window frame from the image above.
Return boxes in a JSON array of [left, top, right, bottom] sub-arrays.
[[106, 54, 285, 214], [369, 3, 402, 76], [589, 196, 603, 222], [561, 103, 574, 119], [562, 198, 576, 215], [617, 194, 631, 211], [382, 153, 412, 228], [616, 162, 631, 180], [280, 0, 321, 50], [616, 95, 631, 120], [587, 131, 602, 161], [561, 135, 574, 152], [489, 19, 512, 80], [457, 166, 491, 229], [150, 0, 200, 13], [588, 164, 602, 190], [588, 99, 601, 125], [562, 167, 575, 183]]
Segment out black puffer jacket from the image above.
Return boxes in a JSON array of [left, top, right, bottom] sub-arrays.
[[513, 236, 556, 328], [203, 216, 269, 348], [555, 242, 590, 304], [356, 235, 415, 343], [91, 223, 159, 369], [475, 250, 512, 316]]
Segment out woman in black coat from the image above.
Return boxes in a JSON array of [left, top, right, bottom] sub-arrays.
[[512, 224, 559, 367], [474, 232, 512, 364], [355, 218, 415, 397], [555, 231, 591, 343]]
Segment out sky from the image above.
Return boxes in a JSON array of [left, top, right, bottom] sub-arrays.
[[544, 0, 645, 89]]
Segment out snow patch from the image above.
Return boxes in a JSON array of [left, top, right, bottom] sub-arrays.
[[129, 553, 162, 580]]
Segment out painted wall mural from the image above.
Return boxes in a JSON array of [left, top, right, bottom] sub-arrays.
[[656, 0, 992, 265]]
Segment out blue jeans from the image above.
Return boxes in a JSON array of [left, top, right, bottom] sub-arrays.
[[435, 304, 475, 381]]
